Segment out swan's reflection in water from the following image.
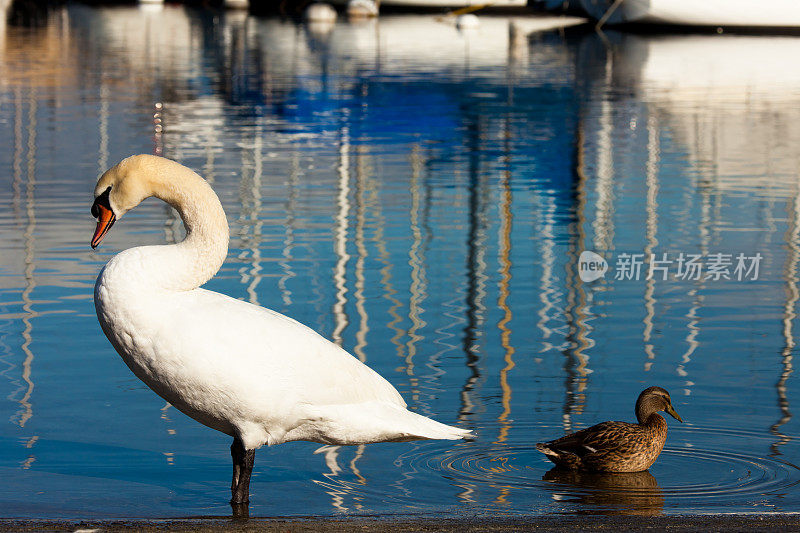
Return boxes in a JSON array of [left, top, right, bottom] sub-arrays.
[[542, 468, 664, 516]]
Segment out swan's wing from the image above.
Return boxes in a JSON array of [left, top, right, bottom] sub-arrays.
[[158, 288, 407, 410]]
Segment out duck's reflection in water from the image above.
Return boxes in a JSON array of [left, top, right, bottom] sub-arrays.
[[542, 468, 664, 516]]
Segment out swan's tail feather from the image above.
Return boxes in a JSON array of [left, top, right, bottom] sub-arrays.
[[306, 402, 472, 445], [395, 407, 473, 441]]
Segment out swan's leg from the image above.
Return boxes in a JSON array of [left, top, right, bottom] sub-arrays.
[[230, 439, 241, 496], [230, 437, 256, 504], [236, 448, 255, 502]]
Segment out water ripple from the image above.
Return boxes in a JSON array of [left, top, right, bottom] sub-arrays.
[[394, 441, 800, 512], [655, 448, 800, 499]]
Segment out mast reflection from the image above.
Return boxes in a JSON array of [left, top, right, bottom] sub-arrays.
[[460, 113, 489, 422], [771, 191, 799, 456], [562, 122, 593, 432]]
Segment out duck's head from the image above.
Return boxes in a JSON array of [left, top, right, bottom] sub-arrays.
[[91, 155, 175, 249], [635, 386, 683, 424]]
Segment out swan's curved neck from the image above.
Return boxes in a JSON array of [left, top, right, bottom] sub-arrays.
[[144, 168, 229, 292]]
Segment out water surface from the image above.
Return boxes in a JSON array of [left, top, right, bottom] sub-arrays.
[[1, 4, 799, 518]]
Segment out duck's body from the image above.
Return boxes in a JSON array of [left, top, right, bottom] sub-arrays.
[[91, 155, 470, 504], [536, 418, 668, 472], [536, 387, 682, 472]]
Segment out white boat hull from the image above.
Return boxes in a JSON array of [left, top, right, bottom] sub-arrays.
[[580, 0, 800, 27], [332, 0, 528, 7]]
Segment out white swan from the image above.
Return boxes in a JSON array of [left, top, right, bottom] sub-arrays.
[[90, 155, 471, 505]]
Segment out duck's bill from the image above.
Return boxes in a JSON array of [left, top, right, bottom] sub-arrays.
[[666, 404, 683, 423], [91, 204, 116, 249]]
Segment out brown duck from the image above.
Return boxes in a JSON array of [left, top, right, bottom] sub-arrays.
[[536, 386, 683, 472]]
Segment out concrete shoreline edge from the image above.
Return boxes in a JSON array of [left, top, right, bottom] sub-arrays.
[[3, 514, 800, 532]]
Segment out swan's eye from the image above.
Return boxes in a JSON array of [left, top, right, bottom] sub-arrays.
[[92, 186, 112, 219]]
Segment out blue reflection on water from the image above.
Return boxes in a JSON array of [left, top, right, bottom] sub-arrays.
[[0, 2, 799, 518]]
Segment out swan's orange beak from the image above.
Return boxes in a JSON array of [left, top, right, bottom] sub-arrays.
[[91, 203, 116, 249]]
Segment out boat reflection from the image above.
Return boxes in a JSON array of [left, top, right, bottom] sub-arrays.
[[542, 468, 664, 515], [583, 31, 800, 198]]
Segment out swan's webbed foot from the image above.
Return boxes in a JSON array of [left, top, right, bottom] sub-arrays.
[[230, 437, 256, 505]]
